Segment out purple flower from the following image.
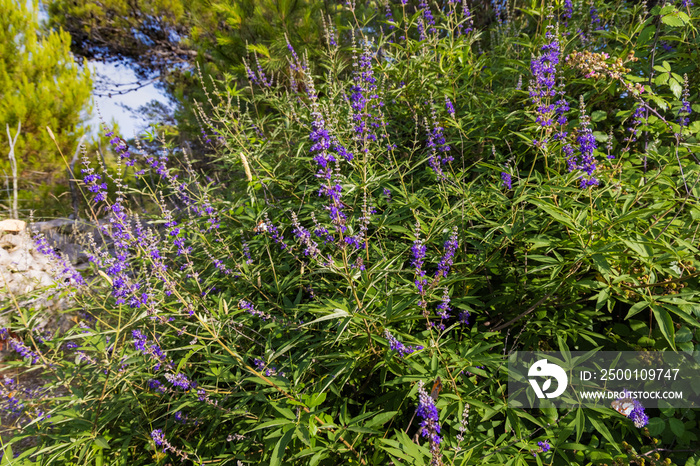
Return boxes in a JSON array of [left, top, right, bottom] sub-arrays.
[[528, 25, 565, 148], [445, 96, 455, 117], [574, 97, 599, 188], [425, 110, 453, 179], [412, 228, 428, 297], [151, 429, 165, 446], [384, 3, 395, 30], [132, 329, 147, 352], [416, 380, 441, 463], [174, 411, 188, 424], [678, 74, 691, 127], [164, 372, 192, 390], [435, 288, 452, 330], [81, 157, 108, 203], [132, 330, 172, 371], [435, 228, 458, 280], [630, 402, 649, 428], [1, 329, 41, 364], [501, 172, 512, 190], [590, 6, 603, 30], [455, 1, 474, 36], [349, 40, 382, 145], [562, 0, 573, 20], [254, 358, 285, 377], [384, 330, 423, 357], [1, 377, 24, 418], [35, 235, 86, 288], [105, 128, 134, 166], [239, 299, 273, 320], [256, 218, 288, 250], [150, 428, 189, 461], [626, 105, 646, 143], [419, 0, 436, 34], [383, 188, 392, 203], [538, 441, 551, 452], [291, 212, 322, 257], [148, 379, 165, 392], [616, 390, 649, 428]]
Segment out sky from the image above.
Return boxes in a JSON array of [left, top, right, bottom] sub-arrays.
[[88, 62, 172, 140], [32, 1, 172, 141]]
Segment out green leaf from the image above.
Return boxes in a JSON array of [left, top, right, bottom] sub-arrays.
[[93, 436, 110, 450], [0, 445, 12, 465], [270, 427, 295, 466], [591, 110, 607, 122], [625, 301, 650, 319], [637, 26, 655, 45], [654, 73, 669, 86], [675, 327, 693, 343], [574, 407, 585, 443], [305, 392, 327, 409], [530, 200, 576, 229], [652, 305, 676, 350], [662, 13, 685, 27], [365, 411, 399, 427], [588, 415, 621, 452], [669, 418, 685, 437], [669, 79, 683, 99], [301, 308, 350, 326], [622, 239, 652, 258], [647, 417, 665, 436], [591, 254, 612, 278]]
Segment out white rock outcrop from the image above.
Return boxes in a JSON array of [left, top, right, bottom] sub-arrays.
[[1, 218, 87, 361]]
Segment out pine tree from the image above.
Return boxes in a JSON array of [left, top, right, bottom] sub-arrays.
[[0, 0, 92, 185]]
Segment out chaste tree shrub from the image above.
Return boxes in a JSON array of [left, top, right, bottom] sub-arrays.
[[2, 1, 700, 465]]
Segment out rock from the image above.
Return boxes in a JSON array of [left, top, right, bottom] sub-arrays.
[[7, 248, 32, 272], [28, 251, 50, 270], [0, 233, 25, 252], [30, 218, 75, 235], [25, 269, 54, 288], [7, 275, 33, 295], [0, 219, 26, 233], [59, 243, 87, 264]]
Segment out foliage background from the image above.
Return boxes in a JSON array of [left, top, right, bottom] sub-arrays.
[[0, 0, 92, 185]]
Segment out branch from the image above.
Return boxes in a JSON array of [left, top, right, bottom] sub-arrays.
[[5, 122, 21, 219], [492, 262, 582, 332]]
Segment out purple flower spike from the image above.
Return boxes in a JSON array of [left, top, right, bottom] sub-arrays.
[[445, 96, 455, 117], [501, 172, 512, 190], [416, 380, 442, 464], [384, 330, 423, 357], [614, 390, 649, 428], [412, 227, 428, 297], [435, 228, 459, 281]]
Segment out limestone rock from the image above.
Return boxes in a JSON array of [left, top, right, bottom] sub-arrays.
[[8, 248, 33, 272], [0, 219, 26, 233], [0, 233, 26, 252]]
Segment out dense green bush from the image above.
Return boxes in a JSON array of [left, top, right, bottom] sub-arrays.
[[0, 0, 92, 201], [3, 0, 700, 464]]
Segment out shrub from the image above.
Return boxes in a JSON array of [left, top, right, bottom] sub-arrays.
[[2, 1, 700, 465]]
